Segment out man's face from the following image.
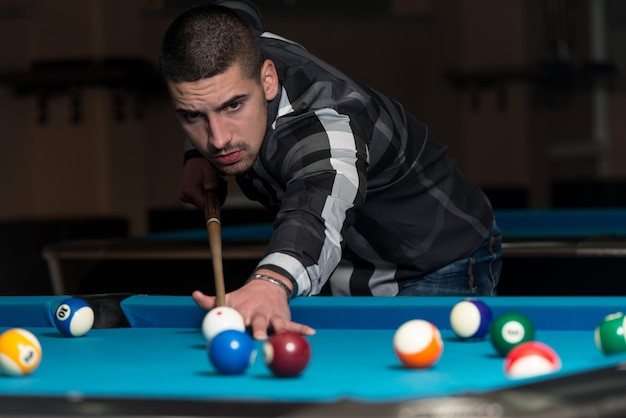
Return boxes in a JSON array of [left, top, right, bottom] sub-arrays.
[[168, 60, 278, 175]]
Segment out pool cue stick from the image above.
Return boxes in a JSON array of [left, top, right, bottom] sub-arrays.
[[205, 190, 226, 307]]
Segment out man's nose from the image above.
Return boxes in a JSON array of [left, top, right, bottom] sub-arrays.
[[207, 116, 230, 149]]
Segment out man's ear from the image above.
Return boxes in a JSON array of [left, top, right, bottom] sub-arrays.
[[261, 59, 279, 101]]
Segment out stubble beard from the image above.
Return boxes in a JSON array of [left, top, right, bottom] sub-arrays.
[[213, 144, 257, 176]]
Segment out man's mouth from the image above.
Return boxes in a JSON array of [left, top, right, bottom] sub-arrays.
[[214, 150, 243, 166]]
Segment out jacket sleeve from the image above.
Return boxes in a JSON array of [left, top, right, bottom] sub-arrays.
[[255, 108, 368, 296]]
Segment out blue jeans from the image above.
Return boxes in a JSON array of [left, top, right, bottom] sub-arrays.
[[398, 221, 502, 296]]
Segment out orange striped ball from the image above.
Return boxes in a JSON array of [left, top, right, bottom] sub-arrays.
[[0, 328, 42, 376], [393, 320, 444, 369]]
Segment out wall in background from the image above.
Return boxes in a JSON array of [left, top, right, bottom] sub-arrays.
[[1, 0, 625, 235]]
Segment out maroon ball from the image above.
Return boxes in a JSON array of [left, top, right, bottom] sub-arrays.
[[263, 331, 311, 377]]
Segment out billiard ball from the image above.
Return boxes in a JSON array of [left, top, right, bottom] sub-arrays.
[[449, 298, 493, 340], [393, 319, 444, 369], [201, 306, 245, 343], [594, 312, 626, 355], [504, 341, 561, 379], [208, 329, 256, 375], [53, 297, 95, 337], [263, 331, 311, 377], [490, 312, 535, 356], [0, 328, 42, 376]]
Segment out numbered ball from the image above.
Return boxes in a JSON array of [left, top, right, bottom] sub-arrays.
[[594, 312, 626, 355], [450, 298, 493, 340], [393, 319, 444, 369], [0, 328, 42, 376], [490, 312, 535, 356], [208, 330, 256, 375], [504, 341, 561, 379], [202, 306, 245, 343], [53, 297, 94, 337], [263, 331, 312, 377]]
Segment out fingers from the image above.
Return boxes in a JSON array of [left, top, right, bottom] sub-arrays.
[[191, 290, 217, 310], [180, 157, 217, 209], [249, 314, 317, 341], [250, 315, 271, 340], [201, 162, 220, 191], [179, 187, 205, 209], [294, 323, 317, 336], [191, 289, 316, 341]]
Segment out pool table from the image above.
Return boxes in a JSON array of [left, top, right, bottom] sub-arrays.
[[43, 223, 272, 295], [495, 209, 626, 296], [42, 209, 626, 296], [1, 295, 626, 417]]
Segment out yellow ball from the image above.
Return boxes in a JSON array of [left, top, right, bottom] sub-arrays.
[[0, 328, 42, 376]]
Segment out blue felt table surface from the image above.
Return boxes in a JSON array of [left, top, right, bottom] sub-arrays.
[[2, 295, 626, 330], [494, 208, 626, 238], [0, 327, 623, 402], [136, 209, 626, 242], [0, 296, 626, 402], [140, 222, 273, 242]]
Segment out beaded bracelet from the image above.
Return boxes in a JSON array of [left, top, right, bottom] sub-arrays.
[[247, 274, 294, 300]]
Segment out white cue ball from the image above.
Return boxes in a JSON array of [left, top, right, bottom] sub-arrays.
[[201, 306, 245, 342]]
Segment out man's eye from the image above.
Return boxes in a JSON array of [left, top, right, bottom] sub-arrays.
[[183, 112, 202, 122], [225, 101, 241, 112]]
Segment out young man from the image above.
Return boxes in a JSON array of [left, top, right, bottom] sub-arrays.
[[159, 1, 502, 340]]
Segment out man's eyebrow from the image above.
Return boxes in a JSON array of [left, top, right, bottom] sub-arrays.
[[175, 108, 198, 115], [173, 94, 249, 115]]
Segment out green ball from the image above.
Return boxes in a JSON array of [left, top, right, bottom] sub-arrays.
[[489, 312, 535, 356], [594, 312, 626, 355]]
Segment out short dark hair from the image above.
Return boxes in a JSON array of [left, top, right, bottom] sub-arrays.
[[159, 4, 263, 83]]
